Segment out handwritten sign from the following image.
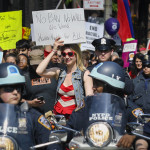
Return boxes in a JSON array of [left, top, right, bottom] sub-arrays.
[[0, 10, 22, 50], [123, 41, 137, 52], [122, 40, 137, 68], [32, 8, 86, 45], [22, 27, 31, 40], [83, 0, 104, 10], [81, 22, 104, 51]]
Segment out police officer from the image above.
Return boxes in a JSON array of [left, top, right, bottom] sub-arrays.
[[67, 61, 143, 148], [88, 37, 133, 95], [0, 63, 62, 150]]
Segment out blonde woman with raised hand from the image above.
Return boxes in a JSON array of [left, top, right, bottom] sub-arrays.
[[36, 37, 93, 119]]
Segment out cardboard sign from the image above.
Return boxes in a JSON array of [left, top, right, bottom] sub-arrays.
[[122, 40, 138, 68], [0, 10, 22, 50], [22, 27, 31, 40], [80, 22, 104, 51], [32, 8, 86, 45], [83, 0, 104, 10]]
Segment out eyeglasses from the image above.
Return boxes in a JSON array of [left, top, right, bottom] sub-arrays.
[[62, 51, 75, 57], [3, 85, 23, 93]]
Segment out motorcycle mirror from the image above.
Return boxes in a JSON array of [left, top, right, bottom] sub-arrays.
[[55, 124, 81, 136], [50, 130, 67, 142], [138, 114, 150, 123]]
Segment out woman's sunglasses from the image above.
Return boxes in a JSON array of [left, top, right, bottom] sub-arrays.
[[62, 51, 75, 57], [3, 85, 23, 93]]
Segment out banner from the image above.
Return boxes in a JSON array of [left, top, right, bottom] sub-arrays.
[[83, 0, 104, 10], [80, 22, 104, 51], [32, 8, 86, 45], [0, 10, 22, 50], [122, 40, 137, 68]]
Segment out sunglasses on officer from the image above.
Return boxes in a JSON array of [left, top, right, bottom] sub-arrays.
[[3, 85, 23, 93], [62, 51, 75, 57]]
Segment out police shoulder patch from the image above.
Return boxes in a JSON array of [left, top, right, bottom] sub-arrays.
[[38, 115, 51, 130], [75, 99, 85, 112], [132, 108, 144, 118]]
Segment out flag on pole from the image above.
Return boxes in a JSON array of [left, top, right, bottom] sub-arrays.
[[117, 0, 134, 42]]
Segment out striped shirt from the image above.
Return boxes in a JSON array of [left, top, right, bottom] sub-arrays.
[[54, 83, 76, 115]]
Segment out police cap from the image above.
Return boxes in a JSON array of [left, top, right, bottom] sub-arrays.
[[92, 37, 116, 51]]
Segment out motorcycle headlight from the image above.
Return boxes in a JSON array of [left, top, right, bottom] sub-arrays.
[[0, 135, 18, 150], [85, 122, 113, 148]]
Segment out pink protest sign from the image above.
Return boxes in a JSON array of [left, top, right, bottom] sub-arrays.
[[122, 40, 138, 68]]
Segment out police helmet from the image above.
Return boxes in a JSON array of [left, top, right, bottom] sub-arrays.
[[89, 61, 125, 89], [0, 63, 25, 86], [92, 37, 116, 51]]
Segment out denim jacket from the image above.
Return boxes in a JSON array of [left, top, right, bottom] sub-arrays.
[[56, 67, 85, 107]]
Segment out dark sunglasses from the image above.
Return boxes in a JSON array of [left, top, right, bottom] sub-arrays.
[[62, 51, 75, 57], [3, 85, 23, 93]]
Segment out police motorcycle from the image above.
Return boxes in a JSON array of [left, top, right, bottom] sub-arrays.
[[0, 102, 61, 150], [38, 93, 131, 150], [0, 102, 33, 150]]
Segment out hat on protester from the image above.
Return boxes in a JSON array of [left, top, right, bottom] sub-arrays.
[[0, 63, 25, 86], [29, 49, 44, 65], [92, 37, 116, 51]]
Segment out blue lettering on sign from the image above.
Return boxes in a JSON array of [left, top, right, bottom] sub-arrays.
[[9, 66, 17, 74]]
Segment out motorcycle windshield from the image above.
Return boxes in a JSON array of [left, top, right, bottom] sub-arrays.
[[84, 93, 127, 135], [0, 103, 34, 150]]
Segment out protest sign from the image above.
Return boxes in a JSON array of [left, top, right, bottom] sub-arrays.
[[147, 39, 150, 50], [32, 8, 86, 45], [122, 40, 137, 68], [0, 10, 22, 50], [31, 24, 35, 41], [80, 22, 104, 51], [0, 52, 3, 64], [22, 27, 31, 40], [83, 0, 104, 10]]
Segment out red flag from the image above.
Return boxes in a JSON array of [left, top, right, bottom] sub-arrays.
[[117, 0, 132, 42]]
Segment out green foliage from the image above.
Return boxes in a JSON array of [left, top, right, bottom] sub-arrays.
[[112, 0, 118, 12]]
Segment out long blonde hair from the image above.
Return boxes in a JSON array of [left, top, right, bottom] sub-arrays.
[[61, 44, 86, 71]]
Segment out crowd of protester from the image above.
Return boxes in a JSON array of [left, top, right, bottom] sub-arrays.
[[1, 36, 150, 149]]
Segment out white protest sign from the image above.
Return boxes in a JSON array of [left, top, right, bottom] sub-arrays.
[[83, 0, 104, 10], [123, 43, 137, 52], [0, 52, 3, 64], [30, 24, 35, 42], [32, 8, 86, 45], [81, 22, 104, 51]]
